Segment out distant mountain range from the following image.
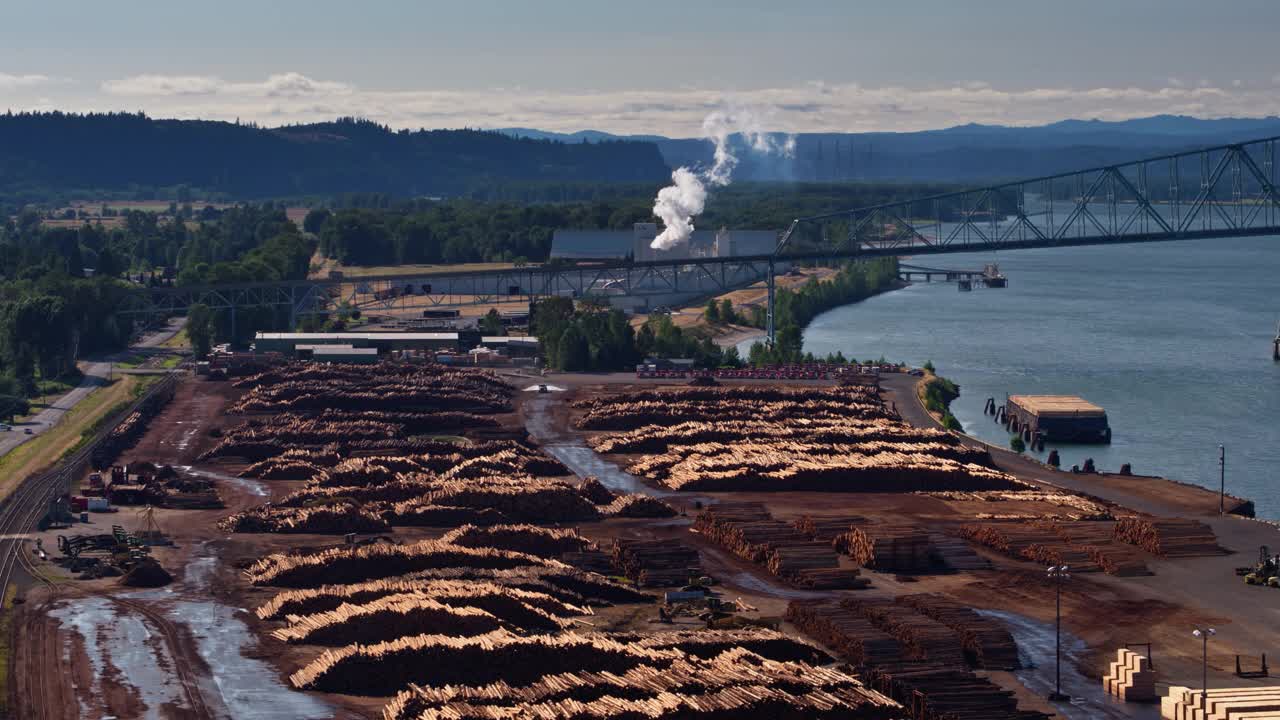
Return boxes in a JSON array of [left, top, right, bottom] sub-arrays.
[[498, 115, 1280, 183]]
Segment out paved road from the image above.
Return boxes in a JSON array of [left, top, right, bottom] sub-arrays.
[[0, 319, 184, 459]]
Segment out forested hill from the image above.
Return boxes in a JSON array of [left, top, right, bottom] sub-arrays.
[[0, 113, 671, 199]]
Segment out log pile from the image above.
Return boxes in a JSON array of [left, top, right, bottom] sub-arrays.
[[862, 662, 1049, 720], [592, 418, 954, 455], [90, 379, 175, 469], [289, 628, 829, 695], [834, 526, 935, 573], [1113, 516, 1227, 557], [894, 594, 1019, 669], [793, 515, 867, 542], [272, 594, 512, 645], [218, 504, 390, 534], [438, 524, 594, 559], [383, 646, 901, 720], [246, 539, 550, 588], [611, 538, 701, 587], [598, 493, 677, 518], [695, 503, 868, 589], [257, 578, 589, 623], [838, 597, 967, 667], [784, 601, 904, 668], [231, 362, 511, 415]]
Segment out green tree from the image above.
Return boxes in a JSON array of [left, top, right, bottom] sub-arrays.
[[480, 308, 506, 336], [303, 208, 332, 235], [0, 394, 29, 423], [556, 324, 590, 371], [704, 298, 720, 323], [187, 303, 215, 358], [719, 299, 736, 324]]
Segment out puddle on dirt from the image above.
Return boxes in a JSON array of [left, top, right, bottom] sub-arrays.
[[544, 445, 679, 498], [177, 465, 270, 497], [50, 596, 188, 720], [171, 551, 333, 719], [696, 546, 827, 600], [523, 384, 566, 392], [980, 609, 1160, 720]]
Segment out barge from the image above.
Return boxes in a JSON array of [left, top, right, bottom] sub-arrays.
[[1004, 394, 1111, 444]]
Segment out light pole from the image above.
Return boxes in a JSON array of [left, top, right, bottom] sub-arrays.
[[1218, 445, 1225, 514], [1047, 565, 1071, 702], [1193, 627, 1215, 707]]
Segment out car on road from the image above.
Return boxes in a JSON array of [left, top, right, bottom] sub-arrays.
[[22, 428, 33, 435], [0, 424, 10, 431]]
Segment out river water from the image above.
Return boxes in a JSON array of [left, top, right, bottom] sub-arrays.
[[795, 236, 1280, 518]]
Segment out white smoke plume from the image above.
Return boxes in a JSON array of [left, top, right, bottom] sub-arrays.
[[651, 107, 794, 250]]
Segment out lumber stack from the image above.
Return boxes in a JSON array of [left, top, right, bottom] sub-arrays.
[[834, 525, 935, 573], [695, 503, 868, 589], [1114, 517, 1228, 557], [1103, 647, 1156, 702], [1160, 686, 1280, 720], [611, 538, 702, 587], [894, 594, 1019, 670]]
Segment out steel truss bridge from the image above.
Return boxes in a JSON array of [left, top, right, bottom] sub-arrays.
[[119, 135, 1280, 343]]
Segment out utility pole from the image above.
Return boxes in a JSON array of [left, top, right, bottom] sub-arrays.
[[1219, 445, 1226, 515], [1193, 627, 1215, 705], [1046, 565, 1071, 702]]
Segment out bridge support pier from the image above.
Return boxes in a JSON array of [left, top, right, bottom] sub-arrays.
[[766, 258, 776, 346]]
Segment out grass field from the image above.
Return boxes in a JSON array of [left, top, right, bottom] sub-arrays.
[[0, 375, 145, 501], [160, 325, 190, 350], [0, 583, 17, 716]]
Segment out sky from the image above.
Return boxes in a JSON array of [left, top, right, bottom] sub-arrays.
[[3, 0, 1280, 137]]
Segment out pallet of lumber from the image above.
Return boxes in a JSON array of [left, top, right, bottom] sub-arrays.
[[1114, 516, 1228, 557]]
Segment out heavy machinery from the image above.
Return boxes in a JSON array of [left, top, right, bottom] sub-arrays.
[[1240, 545, 1280, 586]]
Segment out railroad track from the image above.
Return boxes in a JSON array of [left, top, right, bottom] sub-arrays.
[[0, 375, 198, 719]]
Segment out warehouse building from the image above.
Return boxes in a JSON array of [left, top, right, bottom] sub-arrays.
[[253, 332, 479, 356], [551, 224, 778, 262]]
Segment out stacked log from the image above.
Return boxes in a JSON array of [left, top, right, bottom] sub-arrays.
[[785, 601, 903, 668], [598, 494, 677, 518], [695, 503, 867, 589], [290, 628, 828, 695], [257, 578, 589, 623], [1113, 516, 1227, 557], [383, 647, 901, 720], [834, 526, 935, 573], [218, 505, 390, 534], [439, 524, 594, 558], [246, 539, 552, 588], [272, 594, 512, 645], [959, 521, 1152, 575], [611, 538, 701, 587], [863, 661, 1049, 720], [838, 597, 966, 667], [793, 515, 867, 542], [230, 363, 512, 416], [593, 418, 955, 455], [576, 476, 616, 504], [894, 594, 1019, 670]]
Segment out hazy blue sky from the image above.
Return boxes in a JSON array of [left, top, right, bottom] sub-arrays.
[[3, 0, 1279, 135]]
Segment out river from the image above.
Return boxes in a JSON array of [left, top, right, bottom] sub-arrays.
[[793, 236, 1280, 518]]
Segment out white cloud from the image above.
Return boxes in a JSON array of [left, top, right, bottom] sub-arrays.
[[102, 72, 351, 98], [84, 73, 1280, 136], [0, 72, 63, 89]]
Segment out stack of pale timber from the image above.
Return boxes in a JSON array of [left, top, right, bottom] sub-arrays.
[[695, 503, 868, 589], [864, 661, 1050, 720], [894, 594, 1019, 670], [611, 538, 701, 587], [1103, 647, 1156, 702], [597, 493, 678, 518], [834, 525, 935, 573], [217, 504, 390, 534], [382, 647, 902, 720], [1161, 686, 1280, 719], [246, 539, 551, 588], [839, 597, 967, 667], [784, 600, 904, 668], [1114, 517, 1228, 558], [271, 593, 514, 645]]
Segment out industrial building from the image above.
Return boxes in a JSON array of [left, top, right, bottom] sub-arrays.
[[253, 332, 480, 356], [551, 223, 778, 262]]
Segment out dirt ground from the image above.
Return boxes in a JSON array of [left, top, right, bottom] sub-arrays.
[[16, 367, 1280, 719]]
